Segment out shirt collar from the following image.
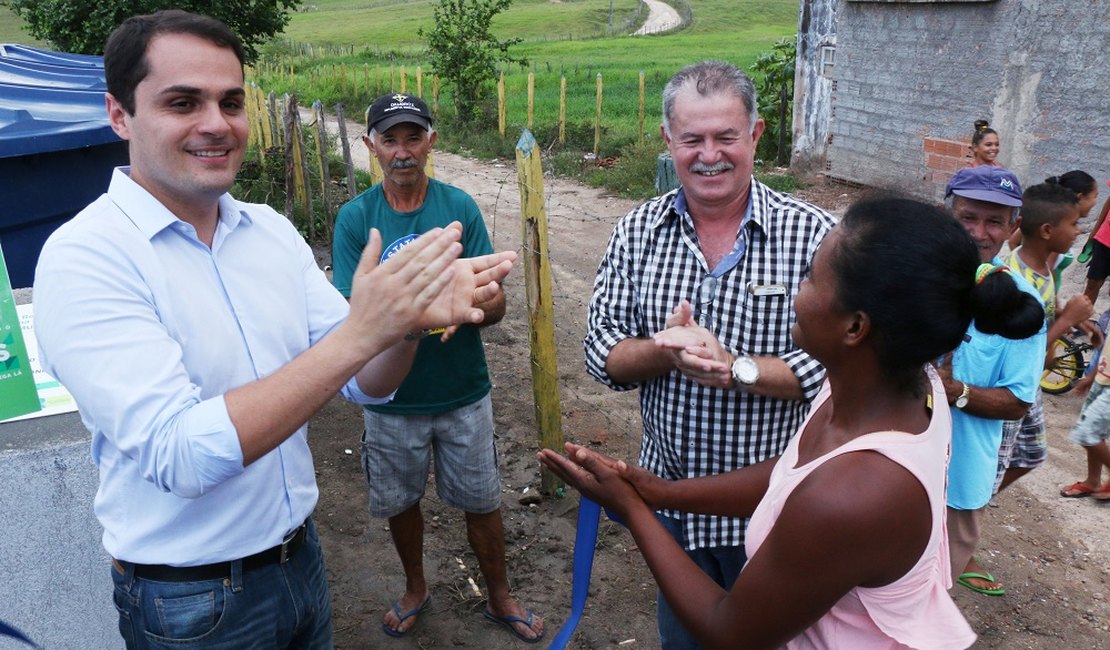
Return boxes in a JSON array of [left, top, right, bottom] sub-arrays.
[[656, 178, 768, 237], [107, 167, 251, 241]]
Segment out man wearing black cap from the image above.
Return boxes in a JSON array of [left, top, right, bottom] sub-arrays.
[[939, 166, 1048, 598], [331, 93, 544, 642]]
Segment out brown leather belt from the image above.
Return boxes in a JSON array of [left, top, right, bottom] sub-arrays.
[[113, 521, 308, 582]]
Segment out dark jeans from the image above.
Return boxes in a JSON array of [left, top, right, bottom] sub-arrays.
[[110, 519, 332, 650], [655, 513, 748, 650]]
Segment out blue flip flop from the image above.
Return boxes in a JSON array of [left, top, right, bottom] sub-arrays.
[[482, 608, 545, 644], [382, 594, 431, 638]]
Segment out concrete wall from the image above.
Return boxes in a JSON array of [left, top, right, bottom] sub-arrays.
[[792, 0, 838, 174], [796, 0, 1110, 200], [0, 291, 122, 650]]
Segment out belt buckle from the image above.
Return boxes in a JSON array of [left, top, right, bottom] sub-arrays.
[[278, 525, 300, 564]]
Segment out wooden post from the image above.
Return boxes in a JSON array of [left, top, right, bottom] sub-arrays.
[[282, 96, 295, 221], [638, 70, 646, 144], [312, 100, 333, 239], [390, 63, 396, 91], [363, 63, 369, 96], [497, 72, 506, 138], [514, 129, 564, 495], [432, 75, 440, 116], [375, 64, 381, 94], [594, 73, 603, 156], [416, 66, 423, 97], [335, 103, 358, 200], [245, 85, 260, 149], [285, 95, 314, 237], [268, 91, 282, 149], [559, 76, 566, 145], [369, 153, 384, 187], [400, 64, 407, 92], [527, 72, 535, 130], [259, 86, 270, 149]]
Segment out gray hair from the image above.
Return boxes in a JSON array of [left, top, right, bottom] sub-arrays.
[[661, 60, 759, 136], [945, 194, 1021, 224]]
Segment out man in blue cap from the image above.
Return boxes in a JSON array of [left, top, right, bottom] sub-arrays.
[[939, 166, 1047, 597]]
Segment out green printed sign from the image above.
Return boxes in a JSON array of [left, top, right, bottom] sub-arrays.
[[0, 243, 41, 420]]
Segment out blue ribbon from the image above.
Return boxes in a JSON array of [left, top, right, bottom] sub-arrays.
[[547, 497, 627, 650], [0, 620, 37, 648], [546, 496, 601, 650]]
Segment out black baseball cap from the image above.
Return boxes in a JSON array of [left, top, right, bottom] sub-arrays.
[[366, 93, 432, 134]]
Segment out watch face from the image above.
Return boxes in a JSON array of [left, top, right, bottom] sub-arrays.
[[733, 356, 759, 384], [956, 396, 969, 408]]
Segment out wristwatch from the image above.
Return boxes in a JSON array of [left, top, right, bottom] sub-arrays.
[[730, 354, 760, 387], [955, 382, 971, 409]]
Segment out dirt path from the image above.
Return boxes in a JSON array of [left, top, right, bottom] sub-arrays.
[[634, 0, 682, 36], [309, 117, 1109, 648]]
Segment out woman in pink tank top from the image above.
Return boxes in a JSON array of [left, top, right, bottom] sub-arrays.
[[540, 197, 1044, 649]]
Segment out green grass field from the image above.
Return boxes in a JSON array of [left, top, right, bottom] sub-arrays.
[[0, 6, 45, 45], [3, 0, 800, 196], [285, 0, 648, 49], [259, 0, 798, 154]]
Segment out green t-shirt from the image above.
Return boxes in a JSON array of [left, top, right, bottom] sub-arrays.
[[332, 179, 493, 414]]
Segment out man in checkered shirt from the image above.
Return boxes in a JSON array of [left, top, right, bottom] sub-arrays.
[[584, 61, 835, 650]]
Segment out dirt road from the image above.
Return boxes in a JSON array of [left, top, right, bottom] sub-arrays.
[[309, 128, 1109, 648]]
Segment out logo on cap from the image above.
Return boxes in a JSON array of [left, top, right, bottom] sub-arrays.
[[392, 93, 407, 104], [1000, 178, 1014, 191]]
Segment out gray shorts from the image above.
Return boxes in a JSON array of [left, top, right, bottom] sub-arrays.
[[1070, 383, 1110, 446], [361, 394, 501, 518]]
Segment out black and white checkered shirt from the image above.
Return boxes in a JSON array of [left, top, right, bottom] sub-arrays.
[[584, 179, 835, 550]]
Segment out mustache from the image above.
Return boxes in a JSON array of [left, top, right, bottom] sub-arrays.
[[391, 159, 420, 170], [689, 161, 734, 174]]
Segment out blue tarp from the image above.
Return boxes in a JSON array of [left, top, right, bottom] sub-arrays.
[[0, 44, 116, 158], [0, 44, 126, 288], [0, 44, 103, 69]]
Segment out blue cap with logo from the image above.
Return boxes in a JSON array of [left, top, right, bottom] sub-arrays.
[[945, 166, 1023, 207]]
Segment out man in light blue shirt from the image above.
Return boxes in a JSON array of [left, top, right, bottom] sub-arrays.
[[31, 10, 514, 650], [940, 167, 1046, 598]]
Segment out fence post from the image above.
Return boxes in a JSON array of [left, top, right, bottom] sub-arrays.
[[559, 76, 566, 146], [594, 73, 603, 156], [527, 72, 534, 130], [390, 63, 395, 90], [498, 72, 506, 138], [245, 84, 260, 150], [335, 103, 358, 200], [416, 65, 423, 97], [432, 75, 440, 116], [284, 95, 314, 237], [514, 129, 564, 495], [312, 100, 333, 240], [268, 91, 282, 149], [639, 70, 645, 144], [400, 64, 407, 93]]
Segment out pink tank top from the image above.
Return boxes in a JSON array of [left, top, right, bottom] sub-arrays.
[[745, 367, 976, 649]]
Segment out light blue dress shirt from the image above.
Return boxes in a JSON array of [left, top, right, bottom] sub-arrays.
[[33, 168, 382, 565]]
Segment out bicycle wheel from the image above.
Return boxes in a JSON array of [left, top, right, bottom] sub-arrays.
[[1041, 337, 1084, 394]]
